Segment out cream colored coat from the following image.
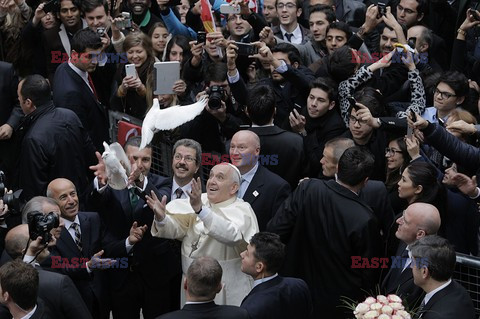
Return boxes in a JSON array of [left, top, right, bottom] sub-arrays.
[[151, 194, 259, 306]]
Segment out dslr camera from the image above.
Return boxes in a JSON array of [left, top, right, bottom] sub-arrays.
[[206, 86, 226, 110], [0, 171, 23, 218], [27, 211, 60, 245]]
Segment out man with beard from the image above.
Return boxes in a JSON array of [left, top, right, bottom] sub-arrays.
[[52, 28, 109, 151], [88, 136, 182, 319], [43, 0, 88, 83], [149, 163, 259, 306]]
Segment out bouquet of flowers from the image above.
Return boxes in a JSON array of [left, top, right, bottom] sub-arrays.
[[353, 294, 412, 319]]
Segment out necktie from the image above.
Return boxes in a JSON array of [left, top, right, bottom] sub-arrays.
[[71, 222, 82, 251], [87, 73, 99, 100], [129, 188, 139, 209], [238, 178, 247, 198], [175, 188, 184, 199], [415, 299, 426, 318], [284, 33, 293, 42]]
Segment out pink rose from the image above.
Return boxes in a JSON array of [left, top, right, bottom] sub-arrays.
[[389, 302, 404, 311], [381, 305, 394, 315], [364, 310, 380, 319], [354, 302, 370, 316], [377, 295, 388, 304], [387, 294, 403, 303], [378, 315, 391, 319], [395, 310, 412, 319], [365, 297, 377, 305]]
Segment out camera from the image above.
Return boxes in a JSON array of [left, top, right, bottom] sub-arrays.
[[235, 42, 258, 56], [206, 86, 226, 110], [0, 171, 23, 217], [27, 211, 59, 244], [97, 27, 106, 36], [42, 0, 59, 13], [115, 12, 132, 29], [377, 2, 386, 18]]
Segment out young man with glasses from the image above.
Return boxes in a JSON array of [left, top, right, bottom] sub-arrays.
[[272, 0, 311, 44], [421, 71, 469, 124]]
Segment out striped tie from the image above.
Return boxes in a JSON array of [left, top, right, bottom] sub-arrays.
[[71, 222, 82, 251]]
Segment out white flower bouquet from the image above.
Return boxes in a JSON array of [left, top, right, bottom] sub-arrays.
[[353, 294, 412, 319]]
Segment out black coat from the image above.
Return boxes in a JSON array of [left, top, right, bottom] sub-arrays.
[[418, 280, 475, 319], [267, 179, 381, 319], [240, 276, 313, 319], [242, 165, 291, 231], [247, 126, 305, 188], [42, 212, 107, 318], [14, 103, 96, 201], [157, 302, 249, 319], [86, 173, 182, 318], [53, 62, 110, 152]]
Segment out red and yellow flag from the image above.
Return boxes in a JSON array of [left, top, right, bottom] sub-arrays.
[[200, 0, 216, 33]]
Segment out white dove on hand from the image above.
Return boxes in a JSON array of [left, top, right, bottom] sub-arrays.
[[102, 142, 132, 190], [139, 96, 208, 150]]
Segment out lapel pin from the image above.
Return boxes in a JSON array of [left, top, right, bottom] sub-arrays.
[[253, 191, 259, 197]]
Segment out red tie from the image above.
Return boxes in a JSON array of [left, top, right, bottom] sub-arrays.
[[87, 74, 98, 100]]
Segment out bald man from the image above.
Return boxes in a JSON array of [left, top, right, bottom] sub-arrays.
[[149, 163, 260, 306], [229, 130, 290, 231], [382, 202, 441, 308], [46, 178, 140, 319]]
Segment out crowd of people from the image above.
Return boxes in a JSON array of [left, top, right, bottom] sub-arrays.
[[0, 0, 479, 317]]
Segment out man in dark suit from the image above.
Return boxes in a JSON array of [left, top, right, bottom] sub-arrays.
[[168, 139, 202, 201], [411, 235, 475, 319], [52, 28, 109, 152], [0, 260, 51, 319], [4, 224, 92, 319], [240, 232, 312, 319], [245, 85, 304, 188], [88, 136, 182, 319], [14, 74, 97, 201], [381, 203, 441, 309], [267, 147, 381, 319], [271, 0, 312, 44], [230, 130, 290, 231], [158, 256, 249, 319], [45, 178, 119, 319]]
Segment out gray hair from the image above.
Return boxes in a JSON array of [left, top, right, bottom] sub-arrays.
[[173, 139, 202, 165], [21, 196, 58, 224]]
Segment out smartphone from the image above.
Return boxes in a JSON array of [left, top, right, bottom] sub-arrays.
[[348, 96, 359, 111], [407, 125, 413, 139], [43, 0, 58, 13], [125, 64, 136, 78], [220, 4, 241, 14], [471, 10, 480, 21], [410, 110, 417, 122], [235, 42, 258, 56], [377, 2, 386, 18], [197, 31, 206, 44]]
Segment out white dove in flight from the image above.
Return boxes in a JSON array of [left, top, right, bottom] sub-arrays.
[[102, 142, 132, 190], [139, 97, 207, 150]]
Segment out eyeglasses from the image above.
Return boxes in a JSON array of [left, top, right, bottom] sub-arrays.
[[277, 3, 296, 9], [397, 4, 416, 15], [348, 115, 368, 125], [173, 153, 196, 163], [433, 88, 456, 99], [385, 148, 403, 156]]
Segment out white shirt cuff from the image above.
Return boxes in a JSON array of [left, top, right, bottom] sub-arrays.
[[23, 255, 36, 264], [227, 69, 240, 83], [274, 60, 288, 73], [125, 237, 134, 254], [93, 177, 108, 193]]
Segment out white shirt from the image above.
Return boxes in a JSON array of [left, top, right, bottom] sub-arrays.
[[64, 215, 81, 243], [20, 305, 37, 319], [68, 61, 94, 94], [172, 179, 193, 200], [422, 279, 452, 305], [279, 24, 302, 44], [253, 273, 278, 289], [239, 162, 259, 198]]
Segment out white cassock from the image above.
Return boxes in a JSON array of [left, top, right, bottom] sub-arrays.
[[151, 193, 259, 306]]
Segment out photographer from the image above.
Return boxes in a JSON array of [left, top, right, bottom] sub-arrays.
[[181, 62, 249, 155]]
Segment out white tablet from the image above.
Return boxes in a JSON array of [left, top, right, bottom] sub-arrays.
[[153, 61, 180, 95]]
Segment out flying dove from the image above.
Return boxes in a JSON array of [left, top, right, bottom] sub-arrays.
[[102, 142, 132, 190]]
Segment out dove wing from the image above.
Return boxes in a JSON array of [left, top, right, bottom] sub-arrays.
[[139, 99, 160, 150], [153, 97, 207, 131], [110, 142, 131, 176]]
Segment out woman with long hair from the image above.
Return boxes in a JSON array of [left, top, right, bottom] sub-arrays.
[[385, 137, 411, 214], [111, 32, 156, 119], [149, 21, 169, 60]]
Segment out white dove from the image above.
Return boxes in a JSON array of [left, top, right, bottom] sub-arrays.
[[102, 142, 132, 190], [139, 96, 207, 150]]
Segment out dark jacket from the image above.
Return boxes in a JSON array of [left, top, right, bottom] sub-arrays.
[[267, 179, 381, 319], [157, 302, 249, 319], [53, 62, 110, 152], [240, 276, 313, 319], [14, 103, 96, 201]]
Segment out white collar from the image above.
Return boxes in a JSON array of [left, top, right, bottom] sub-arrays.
[[20, 304, 37, 319], [423, 279, 452, 305], [172, 179, 193, 198], [253, 273, 278, 288], [279, 24, 301, 41], [241, 162, 259, 184], [64, 215, 80, 230]]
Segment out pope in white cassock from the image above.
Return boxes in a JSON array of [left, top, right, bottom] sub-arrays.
[[147, 163, 259, 306]]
